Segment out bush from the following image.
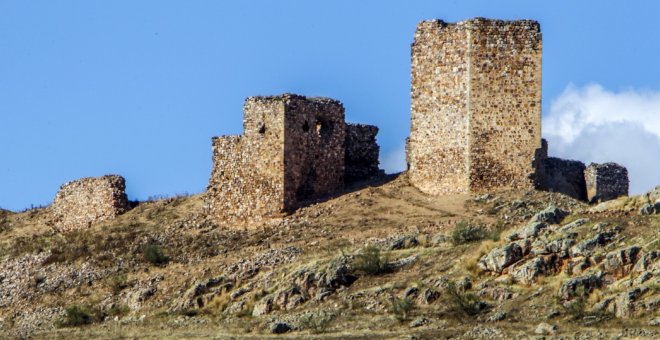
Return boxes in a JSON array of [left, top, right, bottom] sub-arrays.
[[297, 311, 335, 334], [351, 245, 390, 275], [143, 244, 168, 266], [57, 305, 92, 327], [444, 281, 484, 318], [390, 297, 414, 322], [451, 221, 490, 245], [106, 304, 130, 318], [110, 273, 129, 294]]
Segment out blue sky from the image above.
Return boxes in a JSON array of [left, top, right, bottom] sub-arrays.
[[1, 1, 659, 210]]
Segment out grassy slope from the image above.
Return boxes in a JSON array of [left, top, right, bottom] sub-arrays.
[[0, 173, 658, 339]]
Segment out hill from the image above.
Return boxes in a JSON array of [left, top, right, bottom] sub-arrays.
[[0, 173, 658, 338]]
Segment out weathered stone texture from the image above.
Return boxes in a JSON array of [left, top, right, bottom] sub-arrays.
[[408, 18, 542, 194], [585, 162, 629, 203], [51, 175, 129, 232], [344, 123, 381, 183], [206, 94, 347, 224], [536, 156, 587, 201]]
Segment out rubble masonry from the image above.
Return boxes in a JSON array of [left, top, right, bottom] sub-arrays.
[[408, 18, 542, 194], [51, 175, 129, 232]]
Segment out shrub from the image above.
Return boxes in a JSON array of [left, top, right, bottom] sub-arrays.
[[390, 297, 414, 322], [110, 273, 129, 294], [297, 311, 335, 334], [143, 244, 168, 266], [106, 304, 130, 318], [57, 305, 92, 327], [451, 221, 490, 245], [444, 281, 484, 318], [351, 245, 390, 275]]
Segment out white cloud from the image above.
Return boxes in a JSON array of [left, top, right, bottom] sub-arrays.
[[381, 84, 660, 195], [543, 84, 660, 195], [380, 143, 407, 174]]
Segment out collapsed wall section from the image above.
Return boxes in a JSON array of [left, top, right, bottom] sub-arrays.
[[206, 135, 285, 224], [408, 18, 542, 194], [345, 123, 381, 183], [51, 175, 129, 232], [585, 163, 629, 203], [206, 94, 349, 224], [537, 157, 587, 201]]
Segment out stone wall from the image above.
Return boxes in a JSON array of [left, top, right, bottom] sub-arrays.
[[408, 18, 542, 194], [537, 157, 587, 201], [51, 175, 129, 232], [585, 163, 629, 203], [206, 94, 348, 224], [534, 139, 587, 201], [345, 123, 381, 183]]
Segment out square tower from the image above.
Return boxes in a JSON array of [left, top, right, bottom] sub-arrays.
[[408, 18, 542, 194], [206, 94, 346, 224]]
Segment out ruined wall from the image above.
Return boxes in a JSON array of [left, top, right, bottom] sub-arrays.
[[409, 18, 542, 194], [206, 94, 346, 224], [282, 95, 345, 209], [585, 163, 629, 203], [537, 157, 587, 201], [345, 123, 381, 183], [206, 135, 285, 224], [51, 175, 129, 232]]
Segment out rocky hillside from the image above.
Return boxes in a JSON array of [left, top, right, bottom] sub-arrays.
[[0, 173, 658, 339]]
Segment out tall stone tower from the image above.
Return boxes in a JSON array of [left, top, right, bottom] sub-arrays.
[[408, 18, 542, 194], [206, 94, 346, 224]]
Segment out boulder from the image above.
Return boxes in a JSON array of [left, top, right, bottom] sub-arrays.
[[530, 206, 568, 224], [612, 287, 648, 318], [570, 231, 615, 257], [633, 251, 659, 273], [639, 201, 660, 215], [603, 246, 641, 276], [477, 243, 523, 273], [558, 273, 602, 301], [417, 288, 440, 305], [531, 233, 576, 257], [270, 321, 292, 334], [252, 295, 274, 316], [557, 218, 589, 232], [534, 322, 557, 335], [510, 254, 559, 285]]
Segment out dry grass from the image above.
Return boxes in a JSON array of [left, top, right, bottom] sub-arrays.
[[2, 176, 658, 338]]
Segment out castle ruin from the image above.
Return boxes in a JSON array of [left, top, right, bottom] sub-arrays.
[[408, 18, 542, 194], [205, 94, 380, 224], [26, 17, 634, 232], [51, 175, 129, 232], [585, 162, 629, 203]]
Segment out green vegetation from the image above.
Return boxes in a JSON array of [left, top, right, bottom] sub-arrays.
[[110, 273, 129, 294], [389, 297, 415, 322], [451, 220, 490, 245], [444, 281, 484, 317], [143, 243, 169, 266], [351, 245, 390, 275], [57, 305, 92, 327]]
